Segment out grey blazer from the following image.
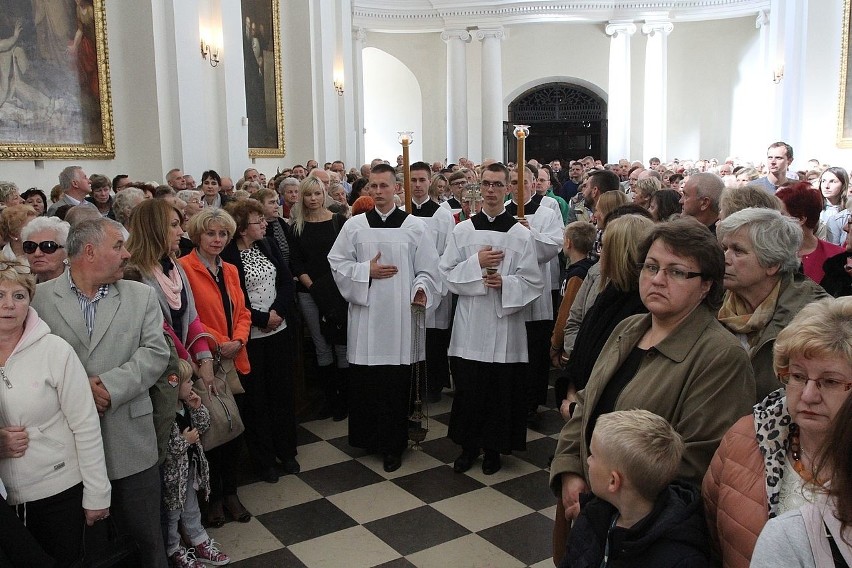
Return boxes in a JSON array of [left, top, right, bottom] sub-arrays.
[[32, 273, 170, 480], [46, 195, 95, 217]]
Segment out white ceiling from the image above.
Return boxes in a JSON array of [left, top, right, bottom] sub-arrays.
[[352, 0, 771, 32]]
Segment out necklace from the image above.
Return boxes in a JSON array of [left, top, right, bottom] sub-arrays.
[[790, 424, 824, 485]]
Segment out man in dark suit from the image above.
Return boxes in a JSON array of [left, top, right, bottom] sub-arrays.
[[32, 218, 170, 567]]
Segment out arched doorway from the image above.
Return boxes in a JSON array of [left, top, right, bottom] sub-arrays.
[[505, 83, 607, 164]]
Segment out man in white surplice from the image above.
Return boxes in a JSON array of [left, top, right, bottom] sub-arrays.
[[327, 164, 441, 473], [439, 162, 543, 476], [409, 161, 455, 402]]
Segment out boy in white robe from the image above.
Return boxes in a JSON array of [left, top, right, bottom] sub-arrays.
[[505, 166, 564, 424], [439, 162, 543, 475], [409, 161, 456, 402], [327, 164, 441, 472]]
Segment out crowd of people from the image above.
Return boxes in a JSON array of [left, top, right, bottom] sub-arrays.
[[0, 140, 849, 567]]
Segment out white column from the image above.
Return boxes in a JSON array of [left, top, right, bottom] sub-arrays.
[[308, 0, 341, 163], [641, 21, 673, 162], [216, 0, 249, 174], [605, 22, 636, 162], [337, 2, 356, 166], [755, 10, 773, 151], [353, 27, 367, 167], [476, 28, 505, 162], [441, 29, 471, 163], [774, 0, 807, 145]]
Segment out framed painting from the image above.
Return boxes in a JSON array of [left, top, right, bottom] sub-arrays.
[[0, 0, 114, 159], [838, 0, 852, 146], [241, 0, 285, 157]]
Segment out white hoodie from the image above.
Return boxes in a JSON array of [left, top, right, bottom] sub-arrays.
[[0, 308, 110, 509]]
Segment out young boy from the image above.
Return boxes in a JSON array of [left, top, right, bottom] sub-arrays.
[[560, 410, 711, 568]]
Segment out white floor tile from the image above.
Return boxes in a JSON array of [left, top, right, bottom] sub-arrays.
[[326, 480, 425, 524], [296, 440, 355, 472], [205, 517, 284, 562], [461, 454, 541, 486], [357, 448, 444, 479], [289, 525, 402, 568], [431, 487, 534, 532], [406, 533, 525, 568], [300, 417, 350, 441], [238, 476, 323, 516]]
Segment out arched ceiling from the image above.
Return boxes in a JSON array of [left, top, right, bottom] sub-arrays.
[[352, 0, 770, 32]]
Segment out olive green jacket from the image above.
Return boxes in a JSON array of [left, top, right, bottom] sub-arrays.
[[549, 306, 756, 494]]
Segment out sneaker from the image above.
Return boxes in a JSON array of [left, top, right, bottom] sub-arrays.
[[169, 547, 203, 568], [193, 538, 231, 565]]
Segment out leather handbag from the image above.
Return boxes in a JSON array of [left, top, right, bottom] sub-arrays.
[[187, 333, 246, 450], [70, 517, 138, 568]]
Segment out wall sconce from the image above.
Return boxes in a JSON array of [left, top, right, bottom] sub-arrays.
[[773, 64, 784, 84], [333, 78, 344, 96], [201, 40, 220, 68]]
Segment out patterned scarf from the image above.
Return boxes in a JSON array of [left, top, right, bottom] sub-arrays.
[[717, 280, 781, 348], [269, 218, 290, 266]]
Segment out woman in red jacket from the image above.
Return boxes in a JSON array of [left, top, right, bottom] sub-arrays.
[[179, 208, 253, 527]]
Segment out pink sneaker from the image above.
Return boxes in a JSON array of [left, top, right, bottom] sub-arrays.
[[169, 547, 203, 568], [193, 538, 231, 565]]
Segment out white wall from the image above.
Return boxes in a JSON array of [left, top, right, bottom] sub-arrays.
[[362, 48, 423, 162]]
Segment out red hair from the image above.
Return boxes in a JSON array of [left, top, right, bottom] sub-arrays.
[[776, 182, 822, 231]]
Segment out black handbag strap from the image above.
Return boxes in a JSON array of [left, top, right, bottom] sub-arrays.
[[826, 522, 850, 568]]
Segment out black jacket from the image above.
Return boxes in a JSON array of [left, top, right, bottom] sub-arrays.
[[821, 250, 851, 297], [220, 236, 297, 330], [560, 481, 712, 568]]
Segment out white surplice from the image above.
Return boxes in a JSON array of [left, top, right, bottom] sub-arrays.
[[415, 204, 456, 329], [327, 211, 441, 366], [439, 215, 543, 363]]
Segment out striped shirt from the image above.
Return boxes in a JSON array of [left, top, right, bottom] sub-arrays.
[[68, 271, 110, 337]]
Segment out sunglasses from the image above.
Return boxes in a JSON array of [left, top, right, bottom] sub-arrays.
[[22, 240, 64, 254]]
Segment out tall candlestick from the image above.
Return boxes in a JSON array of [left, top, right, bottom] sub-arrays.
[[513, 125, 530, 219], [398, 131, 414, 213]]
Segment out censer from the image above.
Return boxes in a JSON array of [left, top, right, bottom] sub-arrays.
[[407, 303, 428, 449]]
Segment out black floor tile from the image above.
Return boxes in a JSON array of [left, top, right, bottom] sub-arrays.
[[430, 411, 452, 426], [231, 547, 307, 567], [373, 559, 417, 568], [299, 459, 385, 496], [491, 470, 556, 511], [529, 408, 566, 436], [257, 498, 357, 546], [419, 436, 461, 464], [297, 425, 322, 446], [326, 435, 371, 458], [515, 435, 558, 469], [392, 464, 485, 503], [477, 512, 555, 566], [364, 505, 471, 556]]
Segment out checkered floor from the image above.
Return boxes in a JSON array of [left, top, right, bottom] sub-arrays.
[[209, 389, 565, 568]]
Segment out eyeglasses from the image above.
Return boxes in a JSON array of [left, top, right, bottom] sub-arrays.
[[247, 220, 267, 226], [22, 241, 64, 255], [638, 263, 704, 281], [480, 181, 506, 189], [450, 181, 466, 187], [779, 372, 852, 393], [0, 262, 31, 274]]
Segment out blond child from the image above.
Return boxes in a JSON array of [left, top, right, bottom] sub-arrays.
[[560, 410, 711, 568], [163, 361, 230, 567]]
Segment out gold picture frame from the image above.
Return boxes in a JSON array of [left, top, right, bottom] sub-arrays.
[[0, 0, 115, 160], [838, 0, 852, 147], [242, 0, 286, 157]]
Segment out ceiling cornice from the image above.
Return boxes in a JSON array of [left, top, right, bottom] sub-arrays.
[[352, 0, 770, 33]]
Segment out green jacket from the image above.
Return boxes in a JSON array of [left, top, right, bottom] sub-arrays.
[[550, 305, 755, 492]]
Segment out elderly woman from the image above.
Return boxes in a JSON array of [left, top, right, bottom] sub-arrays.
[[751, 390, 852, 567], [21, 188, 48, 216], [277, 177, 300, 219], [20, 216, 70, 282], [719, 185, 782, 220], [632, 177, 661, 210], [704, 297, 852, 568], [0, 181, 24, 207], [112, 187, 144, 231], [176, 189, 204, 221], [716, 208, 830, 399], [221, 199, 299, 483], [550, 218, 755, 522], [179, 208, 253, 526], [252, 188, 292, 267], [0, 204, 37, 260], [85, 174, 115, 218], [776, 182, 845, 284], [0, 260, 110, 565]]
